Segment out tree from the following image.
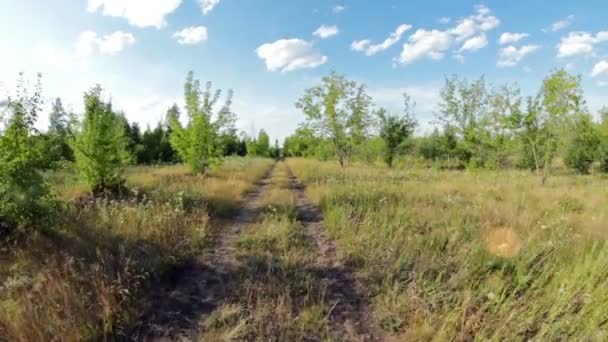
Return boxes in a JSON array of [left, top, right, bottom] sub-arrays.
[[510, 94, 548, 171], [283, 127, 317, 157], [483, 84, 521, 168], [47, 97, 75, 163], [538, 69, 585, 182], [269, 139, 281, 159], [169, 72, 235, 174], [437, 75, 488, 165], [256, 129, 270, 157], [597, 107, 608, 172], [564, 113, 599, 174], [245, 134, 258, 156], [71, 86, 131, 194], [376, 93, 417, 167], [296, 72, 372, 167], [161, 104, 180, 163], [0, 73, 56, 228]]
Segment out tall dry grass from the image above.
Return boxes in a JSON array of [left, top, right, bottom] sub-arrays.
[[0, 157, 273, 341], [287, 157, 608, 340]]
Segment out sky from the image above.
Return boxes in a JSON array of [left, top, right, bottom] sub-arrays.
[[1, 0, 607, 142]]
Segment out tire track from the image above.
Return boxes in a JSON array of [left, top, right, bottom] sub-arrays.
[[285, 163, 387, 342], [128, 163, 276, 341]]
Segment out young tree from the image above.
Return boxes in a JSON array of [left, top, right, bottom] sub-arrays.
[[256, 129, 270, 157], [161, 104, 180, 163], [376, 93, 417, 167], [538, 69, 585, 181], [564, 113, 599, 174], [296, 72, 372, 167], [0, 73, 56, 228], [169, 72, 235, 174], [437, 75, 488, 165], [71, 86, 131, 194], [597, 107, 608, 172], [245, 134, 258, 156], [47, 97, 75, 162], [483, 84, 521, 168]]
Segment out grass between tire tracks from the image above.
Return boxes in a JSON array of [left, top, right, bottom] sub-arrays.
[[197, 161, 334, 341]]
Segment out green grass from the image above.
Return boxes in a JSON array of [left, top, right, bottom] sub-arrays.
[[287, 157, 608, 340]]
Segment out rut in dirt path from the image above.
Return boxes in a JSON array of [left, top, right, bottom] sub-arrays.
[[128, 163, 276, 341], [285, 163, 387, 342]]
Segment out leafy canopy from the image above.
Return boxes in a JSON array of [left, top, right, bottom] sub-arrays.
[[296, 72, 372, 167], [71, 85, 131, 194], [169, 71, 235, 174]]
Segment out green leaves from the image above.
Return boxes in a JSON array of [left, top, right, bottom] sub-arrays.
[[170, 72, 235, 174], [296, 72, 372, 167], [377, 93, 417, 167], [71, 86, 131, 194], [0, 73, 56, 228]]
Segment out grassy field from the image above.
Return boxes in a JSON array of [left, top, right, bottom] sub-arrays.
[[0, 157, 273, 341], [3, 156, 608, 340], [287, 158, 608, 340]]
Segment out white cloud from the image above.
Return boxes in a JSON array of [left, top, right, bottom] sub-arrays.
[[598, 81, 608, 87], [173, 26, 208, 45], [544, 15, 574, 32], [591, 60, 608, 77], [398, 29, 452, 64], [497, 44, 540, 67], [499, 32, 529, 45], [459, 33, 487, 52], [557, 31, 608, 58], [438, 17, 451, 24], [450, 5, 499, 41], [256, 39, 327, 72], [352, 24, 412, 56], [450, 18, 477, 41], [33, 42, 73, 67], [87, 0, 181, 29], [351, 39, 371, 52], [76, 30, 135, 56], [313, 25, 339, 39], [198, 0, 220, 15], [396, 4, 496, 64], [77, 30, 98, 57], [333, 5, 345, 13], [97, 31, 136, 55]]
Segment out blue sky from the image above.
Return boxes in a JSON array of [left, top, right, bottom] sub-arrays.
[[1, 0, 607, 142]]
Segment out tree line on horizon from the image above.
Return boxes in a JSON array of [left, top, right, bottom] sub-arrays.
[[2, 68, 608, 231], [0, 71, 277, 230], [284, 69, 608, 183]]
